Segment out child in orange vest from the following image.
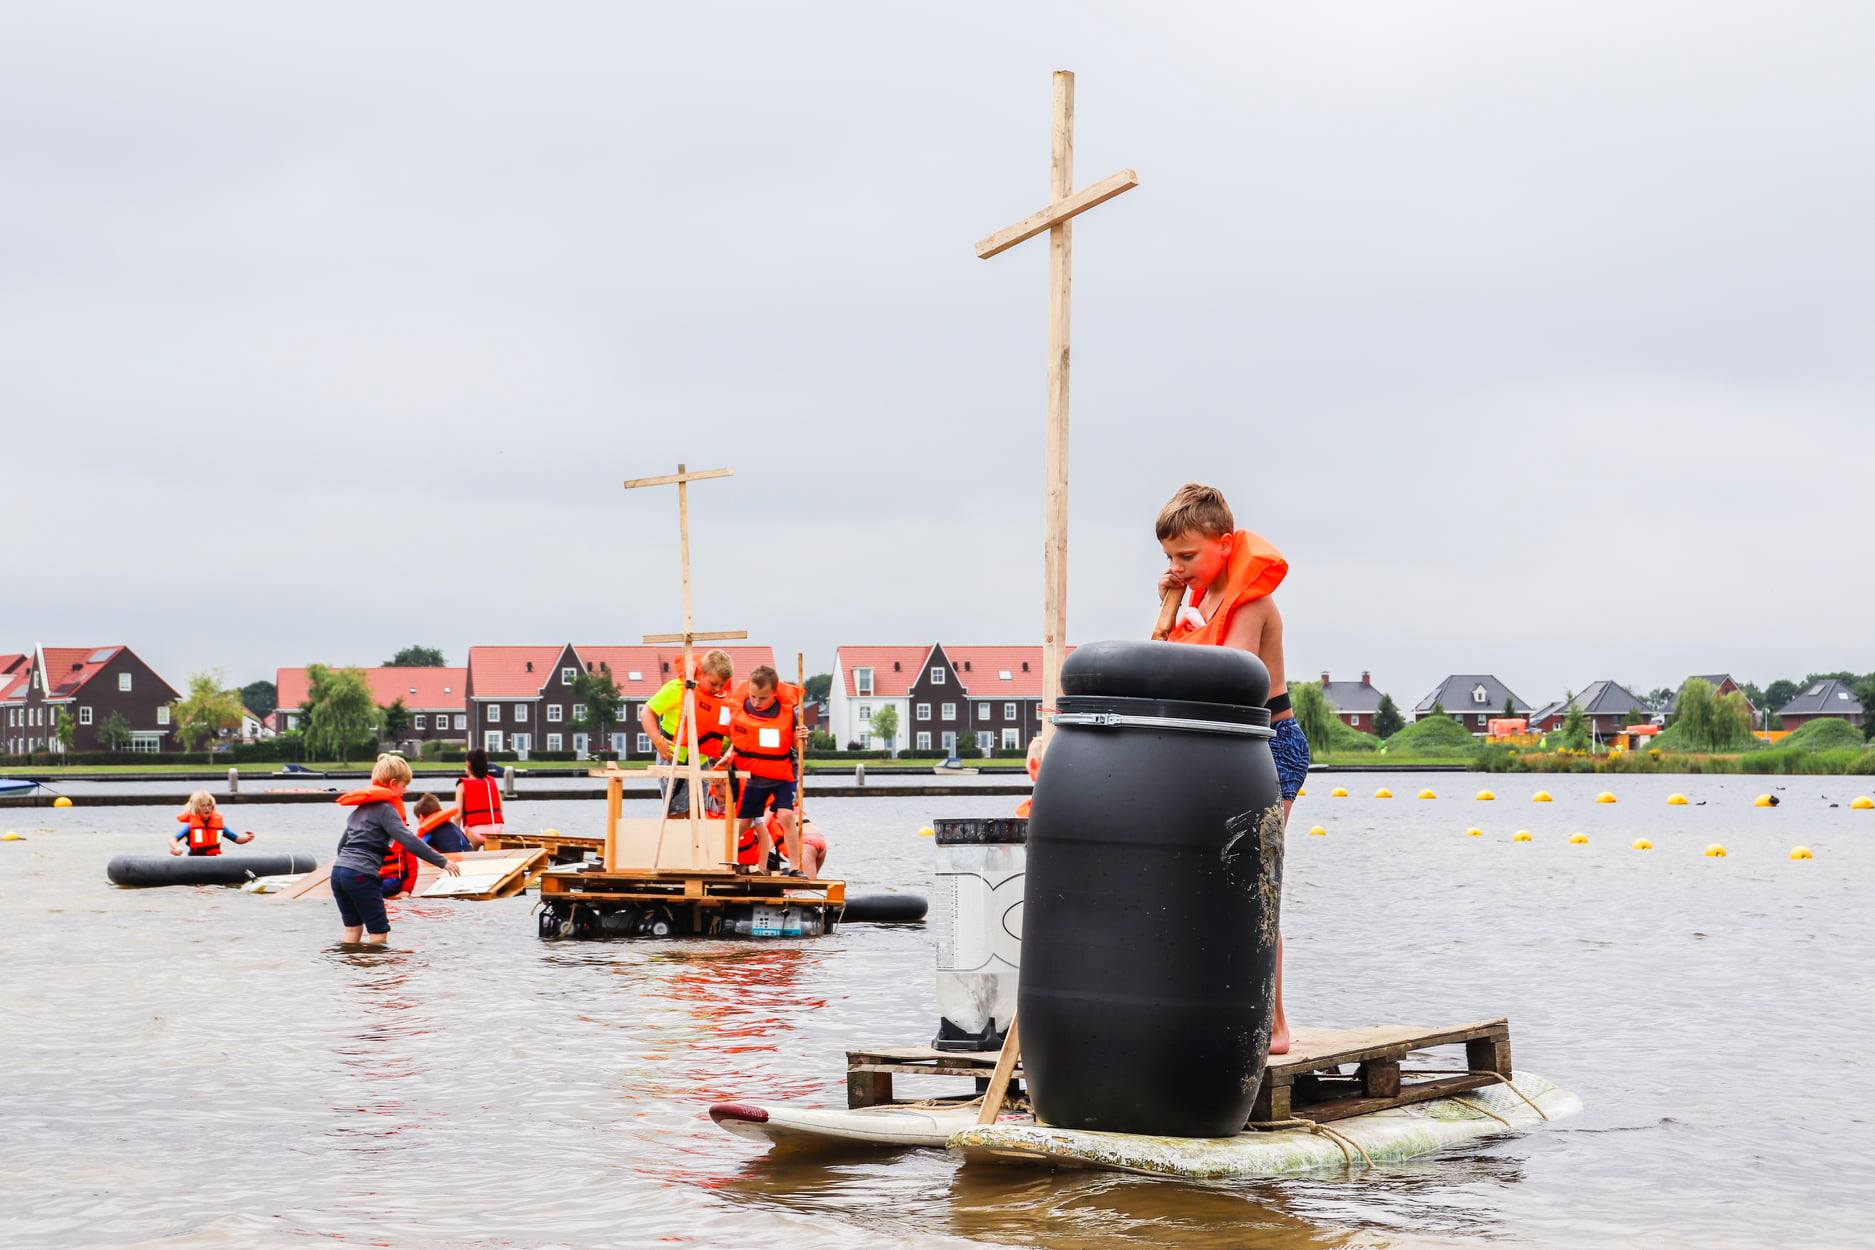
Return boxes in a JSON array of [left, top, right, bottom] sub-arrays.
[[726, 666, 810, 875], [1155, 482, 1303, 1055], [412, 792, 474, 854], [332, 754, 458, 944], [170, 790, 254, 857]]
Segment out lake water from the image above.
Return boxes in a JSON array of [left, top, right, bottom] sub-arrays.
[[1, 774, 1870, 1249]]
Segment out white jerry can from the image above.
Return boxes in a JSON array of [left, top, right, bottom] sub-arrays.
[[930, 817, 1026, 1051]]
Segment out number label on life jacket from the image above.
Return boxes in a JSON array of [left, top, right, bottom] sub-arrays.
[[758, 727, 782, 749], [717, 705, 731, 727]]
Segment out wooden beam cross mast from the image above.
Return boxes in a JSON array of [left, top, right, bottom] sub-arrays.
[[622, 463, 748, 869], [975, 70, 1137, 747]]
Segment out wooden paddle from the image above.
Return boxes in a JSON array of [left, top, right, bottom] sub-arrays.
[[794, 652, 809, 834], [1151, 584, 1183, 640]]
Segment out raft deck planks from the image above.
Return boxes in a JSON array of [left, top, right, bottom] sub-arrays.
[[538, 863, 846, 909], [483, 829, 604, 866], [846, 1018, 1512, 1125]]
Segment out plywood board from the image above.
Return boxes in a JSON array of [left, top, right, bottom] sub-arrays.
[[606, 816, 725, 873], [279, 849, 545, 902]]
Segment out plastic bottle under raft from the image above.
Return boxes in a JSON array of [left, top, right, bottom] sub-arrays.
[[1020, 639, 1284, 1138], [930, 817, 1026, 1051]]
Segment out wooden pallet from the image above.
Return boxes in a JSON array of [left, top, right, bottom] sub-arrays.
[[538, 864, 846, 909], [483, 829, 604, 865], [847, 1018, 1511, 1126]]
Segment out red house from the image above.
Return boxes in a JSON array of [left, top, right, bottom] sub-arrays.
[[1, 645, 180, 755]]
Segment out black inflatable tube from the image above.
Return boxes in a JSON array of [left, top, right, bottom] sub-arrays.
[[840, 892, 927, 923], [106, 853, 318, 888]]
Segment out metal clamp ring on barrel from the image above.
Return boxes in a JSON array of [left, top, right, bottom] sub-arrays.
[[1050, 711, 1275, 738]]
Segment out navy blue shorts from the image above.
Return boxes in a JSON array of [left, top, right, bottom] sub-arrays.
[[332, 865, 391, 935], [1270, 716, 1310, 802], [736, 777, 797, 820]]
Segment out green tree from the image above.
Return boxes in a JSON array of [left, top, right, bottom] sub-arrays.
[[870, 706, 899, 756], [1431, 699, 1446, 719], [51, 706, 79, 754], [1559, 693, 1591, 752], [99, 710, 132, 751], [808, 728, 836, 751], [1292, 681, 1338, 754], [1502, 697, 1516, 719], [384, 645, 448, 667], [571, 667, 626, 749], [379, 697, 413, 745], [1373, 693, 1405, 739], [1645, 686, 1675, 711], [1761, 679, 1800, 717], [303, 664, 379, 763], [170, 671, 245, 757], [805, 672, 832, 702], [955, 731, 984, 759], [241, 679, 278, 718]]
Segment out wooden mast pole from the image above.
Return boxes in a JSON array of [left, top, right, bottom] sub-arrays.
[[1040, 69, 1073, 747]]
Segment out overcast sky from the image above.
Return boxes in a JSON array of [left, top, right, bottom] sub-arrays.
[[6, 2, 1871, 708]]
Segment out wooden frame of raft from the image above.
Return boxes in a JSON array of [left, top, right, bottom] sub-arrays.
[[846, 1018, 1514, 1127]]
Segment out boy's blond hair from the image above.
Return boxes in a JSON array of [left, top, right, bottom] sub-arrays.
[[413, 793, 442, 818], [185, 790, 215, 814], [748, 664, 778, 691], [699, 649, 734, 681], [1155, 483, 1235, 541], [371, 753, 413, 787]]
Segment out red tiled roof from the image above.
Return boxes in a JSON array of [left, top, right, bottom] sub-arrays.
[[466, 646, 569, 699], [571, 647, 667, 698], [276, 666, 468, 711], [836, 646, 932, 698], [945, 646, 1058, 699], [653, 646, 777, 687], [0, 658, 28, 703], [41, 646, 126, 698]]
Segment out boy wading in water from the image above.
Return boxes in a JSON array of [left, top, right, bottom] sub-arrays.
[[331, 753, 460, 946], [1155, 483, 1307, 1055]]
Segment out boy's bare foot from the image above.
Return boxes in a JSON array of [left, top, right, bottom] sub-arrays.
[[1268, 1022, 1291, 1056]]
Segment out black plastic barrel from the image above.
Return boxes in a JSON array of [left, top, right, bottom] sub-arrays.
[[1019, 639, 1285, 1137], [106, 853, 317, 887]]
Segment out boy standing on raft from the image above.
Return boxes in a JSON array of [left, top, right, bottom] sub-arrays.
[[642, 649, 735, 817], [332, 754, 459, 945], [725, 665, 810, 876], [1154, 482, 1306, 1054]]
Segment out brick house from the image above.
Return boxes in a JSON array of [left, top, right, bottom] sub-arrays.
[[830, 644, 1057, 755], [1527, 680, 1652, 740], [1, 645, 180, 755], [1776, 679, 1865, 730], [1663, 674, 1755, 719], [274, 666, 469, 750], [1413, 674, 1531, 736], [1319, 670, 1384, 733]]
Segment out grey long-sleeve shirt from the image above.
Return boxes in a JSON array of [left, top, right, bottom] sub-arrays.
[[333, 801, 452, 876]]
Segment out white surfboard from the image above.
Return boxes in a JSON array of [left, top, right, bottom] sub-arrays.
[[709, 1100, 991, 1148]]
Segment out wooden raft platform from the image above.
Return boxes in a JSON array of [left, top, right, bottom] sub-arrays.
[[847, 1018, 1512, 1126], [539, 863, 846, 909], [277, 848, 549, 902], [483, 829, 604, 865]]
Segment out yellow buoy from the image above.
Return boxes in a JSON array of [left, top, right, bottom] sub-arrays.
[[1569, 832, 1589, 845], [52, 796, 73, 808], [1296, 787, 1307, 797], [1630, 837, 1652, 850], [542, 828, 560, 837], [1666, 793, 1687, 806], [1475, 790, 1495, 801], [1, 831, 23, 841], [917, 826, 934, 837], [1595, 792, 1616, 804], [1532, 790, 1552, 802], [1309, 825, 1327, 837], [1850, 795, 1873, 810], [1465, 826, 1483, 837], [1753, 794, 1774, 808], [1789, 845, 1813, 860], [1704, 843, 1727, 858], [1512, 830, 1532, 842], [1417, 788, 1436, 799], [1330, 787, 1349, 798], [1374, 787, 1393, 799]]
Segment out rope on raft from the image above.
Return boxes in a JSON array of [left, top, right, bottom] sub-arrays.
[[1398, 1069, 1550, 1121], [1249, 1118, 1375, 1170]]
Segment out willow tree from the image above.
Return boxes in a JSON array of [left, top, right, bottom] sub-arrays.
[[1292, 681, 1339, 754], [171, 671, 244, 758], [1674, 679, 1752, 750], [303, 664, 378, 763]]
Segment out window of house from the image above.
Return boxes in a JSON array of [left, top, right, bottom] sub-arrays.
[[156, 707, 170, 726], [1472, 685, 1488, 704], [572, 704, 585, 721], [627, 670, 643, 682], [119, 673, 132, 692], [1349, 714, 1359, 726], [79, 706, 92, 725], [859, 704, 871, 721], [516, 705, 529, 722], [855, 668, 874, 696], [941, 702, 956, 720], [978, 703, 990, 718], [413, 714, 426, 730], [485, 730, 504, 751], [1476, 713, 1487, 726], [1004, 702, 1016, 719], [546, 734, 562, 752], [977, 731, 994, 752], [1003, 727, 1020, 749], [547, 704, 563, 722], [610, 732, 628, 753], [998, 670, 1012, 681], [916, 703, 931, 721], [573, 734, 587, 754], [512, 733, 532, 752], [562, 667, 577, 685], [454, 714, 467, 730], [931, 667, 946, 685], [916, 731, 932, 751], [941, 731, 956, 753], [637, 733, 652, 754], [489, 705, 502, 723]]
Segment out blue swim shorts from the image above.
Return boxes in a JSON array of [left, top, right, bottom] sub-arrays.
[[1270, 716, 1310, 802]]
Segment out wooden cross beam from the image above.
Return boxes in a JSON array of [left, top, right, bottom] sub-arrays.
[[976, 70, 1137, 746], [623, 463, 749, 869]]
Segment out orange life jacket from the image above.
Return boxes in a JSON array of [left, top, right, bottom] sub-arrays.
[[417, 806, 461, 838], [673, 660, 732, 761], [337, 786, 417, 887], [728, 683, 801, 782], [177, 809, 226, 856], [1165, 529, 1287, 649], [459, 775, 502, 827], [736, 811, 824, 866]]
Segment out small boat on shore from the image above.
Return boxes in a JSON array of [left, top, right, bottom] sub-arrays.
[[271, 764, 327, 778], [932, 759, 979, 776], [0, 778, 42, 797]]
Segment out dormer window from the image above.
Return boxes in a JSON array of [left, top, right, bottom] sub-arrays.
[[1471, 684, 1488, 705], [931, 667, 946, 685], [525, 661, 534, 673], [855, 668, 874, 697]]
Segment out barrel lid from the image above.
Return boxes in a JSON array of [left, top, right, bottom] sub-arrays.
[[1060, 640, 1270, 708], [932, 817, 1029, 846]]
